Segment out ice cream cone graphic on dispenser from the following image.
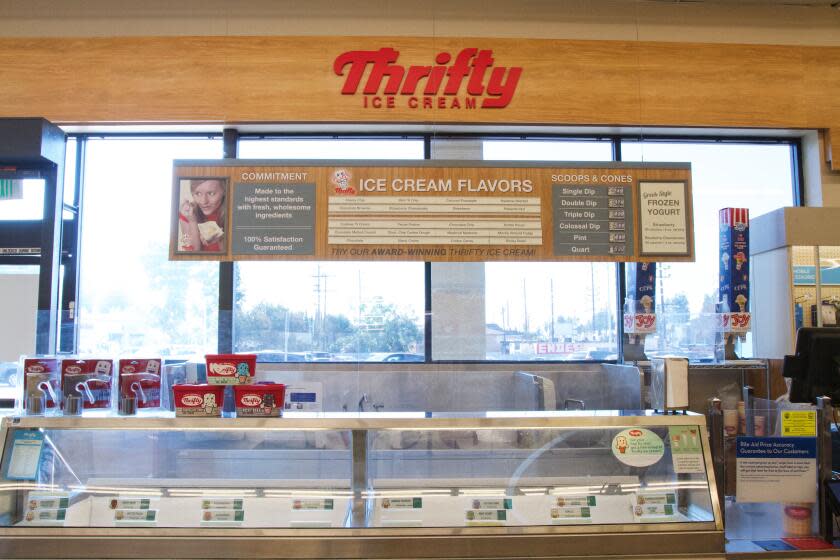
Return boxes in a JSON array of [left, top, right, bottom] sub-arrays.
[[640, 295, 653, 314], [735, 294, 747, 312], [734, 252, 747, 271], [721, 252, 729, 271]]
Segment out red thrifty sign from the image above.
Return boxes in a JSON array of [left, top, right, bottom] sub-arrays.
[[334, 48, 523, 109]]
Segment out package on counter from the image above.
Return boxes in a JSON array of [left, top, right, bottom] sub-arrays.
[[233, 383, 286, 417], [60, 358, 113, 410], [118, 359, 162, 409], [173, 384, 224, 417], [23, 357, 61, 413], [204, 354, 256, 385], [719, 208, 750, 313]]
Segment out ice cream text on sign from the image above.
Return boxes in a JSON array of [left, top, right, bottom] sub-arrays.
[[334, 48, 522, 110]]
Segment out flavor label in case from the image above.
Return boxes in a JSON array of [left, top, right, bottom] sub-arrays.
[[636, 493, 676, 506], [471, 498, 512, 510], [201, 509, 244, 523], [550, 506, 592, 521], [292, 499, 334, 510], [555, 496, 596, 507], [114, 509, 157, 523], [202, 498, 243, 510], [465, 509, 507, 524], [24, 508, 66, 523], [381, 497, 422, 509], [28, 496, 69, 510], [110, 498, 152, 510], [634, 503, 675, 518]]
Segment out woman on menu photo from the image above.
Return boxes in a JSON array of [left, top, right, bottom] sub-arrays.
[[178, 178, 227, 252]]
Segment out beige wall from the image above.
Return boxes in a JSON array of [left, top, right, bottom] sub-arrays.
[[2, 0, 839, 202], [1, 0, 839, 45]]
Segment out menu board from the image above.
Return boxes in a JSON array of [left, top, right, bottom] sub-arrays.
[[170, 161, 692, 262]]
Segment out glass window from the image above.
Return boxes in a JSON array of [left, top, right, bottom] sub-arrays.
[[434, 139, 618, 361], [234, 261, 425, 361], [621, 141, 796, 359], [78, 138, 222, 357], [483, 139, 614, 161], [234, 138, 426, 361], [238, 138, 424, 160]]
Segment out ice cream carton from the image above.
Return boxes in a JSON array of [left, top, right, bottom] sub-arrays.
[[233, 383, 285, 417], [624, 262, 657, 334], [60, 359, 113, 410], [204, 354, 256, 385], [173, 384, 224, 417], [118, 359, 162, 409], [719, 208, 750, 332]]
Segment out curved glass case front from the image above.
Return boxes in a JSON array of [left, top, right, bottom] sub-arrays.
[[0, 413, 717, 531]]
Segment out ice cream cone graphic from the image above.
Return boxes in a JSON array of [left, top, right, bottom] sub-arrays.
[[735, 294, 747, 312], [722, 252, 729, 271], [734, 252, 746, 271], [640, 295, 653, 313], [616, 435, 628, 454]]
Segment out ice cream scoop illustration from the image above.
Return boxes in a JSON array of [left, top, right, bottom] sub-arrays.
[[721, 252, 729, 271], [616, 435, 628, 454], [735, 294, 747, 312], [640, 295, 653, 313], [734, 252, 747, 271]]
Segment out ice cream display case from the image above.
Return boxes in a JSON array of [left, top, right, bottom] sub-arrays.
[[0, 412, 722, 559]]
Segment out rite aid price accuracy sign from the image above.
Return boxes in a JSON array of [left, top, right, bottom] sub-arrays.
[[170, 160, 693, 263]]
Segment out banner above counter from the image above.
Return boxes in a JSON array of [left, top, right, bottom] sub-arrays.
[[170, 160, 693, 263]]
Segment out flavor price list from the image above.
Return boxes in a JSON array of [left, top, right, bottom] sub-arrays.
[[552, 185, 634, 257]]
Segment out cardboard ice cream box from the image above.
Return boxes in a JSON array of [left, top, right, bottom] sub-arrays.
[[624, 262, 657, 334], [719, 208, 751, 332]]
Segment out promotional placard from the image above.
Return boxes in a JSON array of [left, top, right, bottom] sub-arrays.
[[736, 437, 817, 503], [171, 161, 693, 263]]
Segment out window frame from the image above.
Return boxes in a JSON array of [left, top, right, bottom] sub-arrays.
[[60, 130, 803, 364]]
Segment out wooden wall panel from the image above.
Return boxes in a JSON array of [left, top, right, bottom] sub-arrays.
[[1, 35, 839, 160]]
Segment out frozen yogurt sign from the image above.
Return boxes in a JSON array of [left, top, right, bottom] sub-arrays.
[[333, 48, 523, 110]]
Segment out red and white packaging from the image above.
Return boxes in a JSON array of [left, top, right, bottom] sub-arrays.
[[205, 354, 256, 385], [60, 358, 113, 410], [173, 384, 224, 417], [23, 357, 60, 412], [233, 383, 285, 417], [118, 359, 162, 409]]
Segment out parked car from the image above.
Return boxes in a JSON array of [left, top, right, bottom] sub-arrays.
[[366, 352, 425, 362], [305, 352, 333, 362], [253, 351, 306, 363]]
